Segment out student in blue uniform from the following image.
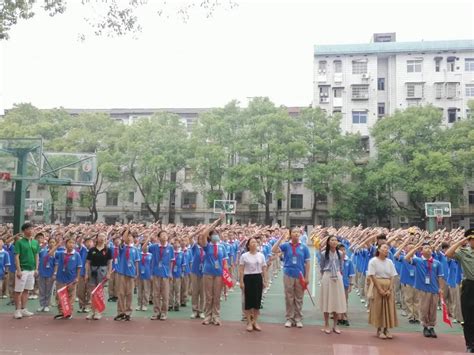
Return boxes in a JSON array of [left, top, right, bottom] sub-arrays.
[[136, 243, 152, 311], [405, 240, 445, 338], [179, 237, 191, 307], [37, 238, 56, 313], [76, 236, 92, 313], [146, 230, 174, 321], [114, 229, 140, 321], [5, 235, 17, 305], [190, 235, 205, 319], [0, 238, 11, 301], [51, 237, 82, 320], [198, 214, 227, 326], [271, 228, 311, 329], [339, 244, 355, 326], [169, 238, 184, 311]]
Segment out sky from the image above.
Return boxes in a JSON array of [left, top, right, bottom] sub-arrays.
[[1, 0, 473, 112]]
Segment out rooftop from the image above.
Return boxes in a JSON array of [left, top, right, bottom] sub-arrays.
[[314, 39, 474, 56]]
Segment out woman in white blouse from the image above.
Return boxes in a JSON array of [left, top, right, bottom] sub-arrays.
[[239, 237, 268, 332], [367, 242, 399, 339]]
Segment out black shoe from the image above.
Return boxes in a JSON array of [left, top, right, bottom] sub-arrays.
[[64, 315, 72, 320], [423, 327, 431, 337], [54, 314, 64, 320], [429, 328, 437, 338], [174, 306, 180, 312], [114, 313, 125, 321], [344, 320, 350, 326], [149, 300, 153, 305], [123, 315, 131, 321], [408, 319, 415, 324], [108, 298, 113, 302], [414, 319, 420, 324], [180, 303, 186, 307]]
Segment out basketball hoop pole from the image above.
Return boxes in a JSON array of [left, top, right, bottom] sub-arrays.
[[13, 150, 28, 234]]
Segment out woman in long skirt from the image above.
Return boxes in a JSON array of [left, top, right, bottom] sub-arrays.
[[367, 242, 398, 339], [239, 237, 268, 332], [319, 235, 347, 334]]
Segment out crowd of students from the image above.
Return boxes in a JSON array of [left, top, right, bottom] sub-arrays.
[[0, 220, 473, 352]]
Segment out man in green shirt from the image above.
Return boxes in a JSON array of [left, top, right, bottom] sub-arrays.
[[446, 228, 474, 353], [13, 222, 39, 320]]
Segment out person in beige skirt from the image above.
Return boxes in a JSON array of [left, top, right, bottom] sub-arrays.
[[319, 235, 347, 334], [367, 242, 398, 339]]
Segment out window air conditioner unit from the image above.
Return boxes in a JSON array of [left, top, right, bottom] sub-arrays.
[[5, 208, 13, 215], [399, 216, 409, 224]]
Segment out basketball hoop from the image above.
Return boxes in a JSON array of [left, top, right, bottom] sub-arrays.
[[0, 172, 11, 181]]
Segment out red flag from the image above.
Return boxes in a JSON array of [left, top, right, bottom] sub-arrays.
[[91, 281, 106, 313], [441, 295, 452, 328], [222, 268, 233, 288], [57, 285, 72, 317], [298, 271, 308, 290]]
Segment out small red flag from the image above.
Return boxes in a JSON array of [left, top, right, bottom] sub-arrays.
[[440, 295, 452, 328], [222, 268, 233, 288], [57, 285, 72, 317], [299, 271, 308, 290], [91, 281, 107, 313]]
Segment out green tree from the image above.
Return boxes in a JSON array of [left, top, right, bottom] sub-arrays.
[[371, 105, 464, 221], [123, 113, 188, 222]]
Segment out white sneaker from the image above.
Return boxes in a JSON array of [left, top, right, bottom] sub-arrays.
[[14, 310, 23, 319], [93, 313, 102, 320], [401, 310, 408, 317], [296, 321, 303, 328], [135, 306, 142, 311], [86, 312, 94, 320], [284, 320, 292, 328], [142, 306, 148, 311], [43, 307, 50, 312], [37, 307, 45, 312], [31, 295, 38, 300], [1, 295, 7, 299], [190, 313, 197, 319], [199, 313, 205, 319], [21, 309, 34, 317]]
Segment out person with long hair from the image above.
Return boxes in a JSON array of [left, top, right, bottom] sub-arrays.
[[319, 235, 346, 334], [85, 233, 112, 320], [239, 237, 267, 332], [367, 242, 398, 339], [271, 228, 310, 328]]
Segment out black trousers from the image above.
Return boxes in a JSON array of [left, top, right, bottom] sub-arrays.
[[461, 279, 474, 348]]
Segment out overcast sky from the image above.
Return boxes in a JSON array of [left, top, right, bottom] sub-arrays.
[[1, 0, 473, 112]]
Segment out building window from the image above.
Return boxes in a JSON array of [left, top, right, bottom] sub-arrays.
[[184, 167, 194, 182], [447, 108, 457, 123], [377, 103, 385, 117], [128, 192, 134, 203], [79, 192, 90, 208], [333, 60, 342, 73], [465, 58, 474, 71], [318, 60, 327, 73], [319, 86, 330, 103], [435, 83, 443, 99], [351, 85, 369, 100], [181, 191, 197, 208], [434, 57, 442, 72], [106, 192, 119, 206], [290, 194, 303, 209], [466, 84, 474, 97], [361, 136, 370, 153], [235, 192, 243, 204], [352, 111, 367, 124], [3, 191, 15, 206], [352, 60, 367, 74], [447, 57, 456, 72], [446, 83, 458, 99], [292, 168, 304, 183], [377, 78, 385, 91], [333, 88, 342, 98], [406, 83, 423, 99], [469, 191, 474, 204], [407, 59, 422, 73]]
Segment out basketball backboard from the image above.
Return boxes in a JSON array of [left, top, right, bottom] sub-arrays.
[[41, 152, 97, 186], [213, 200, 237, 214], [425, 202, 451, 217], [0, 138, 43, 180]]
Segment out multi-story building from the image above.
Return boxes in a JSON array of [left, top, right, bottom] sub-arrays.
[[313, 33, 474, 228]]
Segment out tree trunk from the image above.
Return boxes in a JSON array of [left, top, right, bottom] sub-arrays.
[[265, 191, 272, 225], [168, 171, 177, 224], [311, 191, 319, 226], [153, 203, 161, 223]]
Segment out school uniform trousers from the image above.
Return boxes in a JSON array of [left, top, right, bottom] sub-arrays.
[[152, 276, 170, 316], [38, 276, 55, 308], [402, 284, 420, 321], [116, 274, 134, 316], [191, 273, 204, 314], [136, 277, 151, 308], [419, 291, 439, 327], [169, 277, 181, 308], [203, 274, 223, 320]]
